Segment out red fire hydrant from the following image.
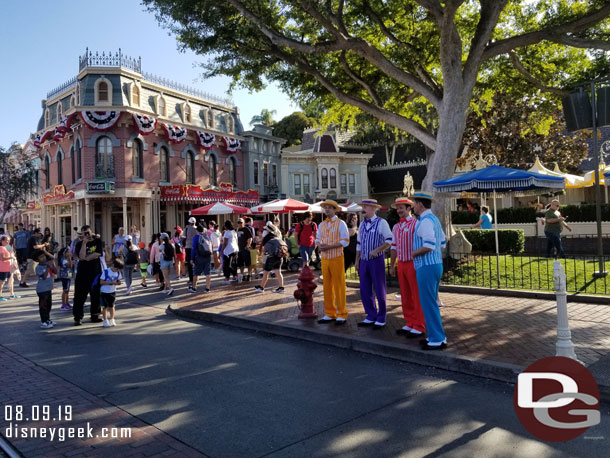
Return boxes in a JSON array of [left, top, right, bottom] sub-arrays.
[[294, 266, 318, 319]]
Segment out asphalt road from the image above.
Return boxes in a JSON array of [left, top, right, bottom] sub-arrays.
[[1, 279, 609, 458]]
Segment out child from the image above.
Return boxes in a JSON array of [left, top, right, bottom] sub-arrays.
[[138, 241, 149, 288], [36, 252, 58, 329], [57, 247, 72, 311], [100, 258, 123, 327]]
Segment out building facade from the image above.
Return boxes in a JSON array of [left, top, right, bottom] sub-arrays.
[[30, 49, 257, 248], [280, 128, 372, 203], [240, 124, 285, 201]]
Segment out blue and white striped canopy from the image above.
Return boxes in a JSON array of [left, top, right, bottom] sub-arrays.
[[433, 165, 565, 193]]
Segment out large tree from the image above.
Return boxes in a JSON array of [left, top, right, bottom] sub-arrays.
[[272, 111, 316, 146], [0, 144, 37, 226], [250, 108, 277, 126], [144, 0, 610, 216]]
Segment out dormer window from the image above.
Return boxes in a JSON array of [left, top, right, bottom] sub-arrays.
[[184, 104, 191, 123], [94, 78, 112, 106], [227, 115, 234, 133], [57, 103, 62, 120], [45, 109, 50, 128], [98, 81, 109, 101], [158, 96, 166, 117], [132, 85, 140, 106], [207, 109, 214, 129]]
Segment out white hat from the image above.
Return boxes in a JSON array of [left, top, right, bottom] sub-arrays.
[[188, 217, 196, 224], [125, 235, 132, 241]]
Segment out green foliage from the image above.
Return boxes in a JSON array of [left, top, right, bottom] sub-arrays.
[[453, 205, 610, 224], [250, 109, 277, 126], [0, 144, 37, 224], [272, 112, 316, 146], [459, 229, 525, 254]]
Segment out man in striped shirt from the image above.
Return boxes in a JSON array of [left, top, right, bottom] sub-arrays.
[[389, 197, 425, 338], [315, 200, 350, 325], [355, 199, 393, 328], [412, 192, 447, 350]]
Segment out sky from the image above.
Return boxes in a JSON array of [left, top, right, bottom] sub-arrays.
[[0, 0, 299, 147]]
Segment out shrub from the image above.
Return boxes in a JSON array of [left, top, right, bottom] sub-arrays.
[[452, 204, 610, 224], [459, 229, 525, 254]]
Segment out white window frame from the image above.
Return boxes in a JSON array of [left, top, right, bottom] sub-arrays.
[[349, 174, 356, 194], [94, 77, 113, 106], [294, 174, 301, 195]]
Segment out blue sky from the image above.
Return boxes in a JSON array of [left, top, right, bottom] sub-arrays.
[[0, 0, 298, 147]]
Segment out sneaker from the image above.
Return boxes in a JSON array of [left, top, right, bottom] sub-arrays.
[[110, 319, 116, 327], [103, 319, 111, 328], [141, 283, 148, 288], [188, 287, 197, 293], [0, 297, 7, 302], [40, 321, 53, 329], [126, 286, 132, 295], [8, 295, 21, 299], [20, 282, 30, 288], [74, 320, 81, 326], [254, 285, 264, 293], [60, 304, 72, 311], [203, 288, 210, 294], [90, 316, 103, 323], [224, 279, 232, 285], [166, 288, 174, 296], [274, 287, 285, 293]]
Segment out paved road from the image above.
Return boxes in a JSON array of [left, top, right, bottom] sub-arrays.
[[1, 280, 609, 457]]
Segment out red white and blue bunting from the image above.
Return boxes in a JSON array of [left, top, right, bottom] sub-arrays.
[[132, 113, 157, 135], [163, 123, 188, 143], [33, 131, 52, 148], [80, 111, 122, 131], [196, 131, 215, 150], [52, 113, 77, 141], [222, 136, 240, 153]]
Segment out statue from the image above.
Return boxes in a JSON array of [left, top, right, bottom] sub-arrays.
[[402, 172, 414, 197]]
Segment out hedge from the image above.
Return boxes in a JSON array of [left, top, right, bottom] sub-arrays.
[[459, 229, 525, 254]]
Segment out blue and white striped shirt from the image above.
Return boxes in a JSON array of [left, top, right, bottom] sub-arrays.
[[356, 215, 393, 261], [413, 210, 446, 269]]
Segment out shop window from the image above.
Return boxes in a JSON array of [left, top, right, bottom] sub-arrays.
[[321, 168, 328, 189], [160, 147, 170, 182], [96, 136, 114, 178], [133, 139, 143, 179], [209, 155, 217, 186], [186, 151, 195, 184], [330, 168, 336, 188], [253, 160, 259, 186], [294, 174, 301, 195]]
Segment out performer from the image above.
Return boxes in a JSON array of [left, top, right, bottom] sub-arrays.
[[315, 200, 350, 325], [389, 197, 425, 338], [411, 192, 447, 350], [355, 199, 393, 328]]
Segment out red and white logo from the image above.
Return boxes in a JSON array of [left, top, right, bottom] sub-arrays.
[[514, 356, 600, 442]]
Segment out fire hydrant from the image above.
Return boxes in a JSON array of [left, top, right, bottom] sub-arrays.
[[294, 266, 318, 319]]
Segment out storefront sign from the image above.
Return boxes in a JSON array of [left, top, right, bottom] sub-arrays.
[[43, 185, 75, 204], [86, 181, 115, 194], [26, 201, 40, 210], [160, 183, 259, 204]]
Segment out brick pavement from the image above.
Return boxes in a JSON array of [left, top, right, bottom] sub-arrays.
[[175, 273, 610, 368], [0, 344, 205, 458]]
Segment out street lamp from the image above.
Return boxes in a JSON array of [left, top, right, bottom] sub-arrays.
[[562, 79, 609, 277]]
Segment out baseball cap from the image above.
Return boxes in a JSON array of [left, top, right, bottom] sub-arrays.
[[160, 233, 169, 240], [188, 217, 196, 224]]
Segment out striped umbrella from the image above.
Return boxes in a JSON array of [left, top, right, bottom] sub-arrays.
[[190, 202, 250, 215], [259, 198, 310, 213]]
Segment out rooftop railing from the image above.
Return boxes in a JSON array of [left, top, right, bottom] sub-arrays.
[[79, 48, 142, 73]]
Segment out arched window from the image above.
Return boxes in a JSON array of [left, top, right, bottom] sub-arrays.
[[186, 151, 195, 184], [76, 139, 82, 180], [158, 97, 166, 116], [321, 168, 328, 189], [229, 157, 236, 187], [57, 103, 62, 120], [330, 168, 336, 188], [98, 81, 109, 102], [227, 116, 234, 133], [45, 109, 50, 128], [44, 155, 50, 189], [207, 109, 214, 129], [133, 139, 143, 178], [132, 85, 140, 106], [70, 146, 75, 184], [184, 104, 191, 123], [95, 136, 113, 178], [57, 151, 63, 186], [159, 147, 170, 182], [209, 155, 217, 186]]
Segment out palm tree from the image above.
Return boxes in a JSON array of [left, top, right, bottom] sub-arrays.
[[249, 109, 277, 126]]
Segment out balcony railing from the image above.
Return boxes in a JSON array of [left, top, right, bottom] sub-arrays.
[[79, 48, 141, 73], [142, 72, 233, 108], [47, 77, 78, 100]]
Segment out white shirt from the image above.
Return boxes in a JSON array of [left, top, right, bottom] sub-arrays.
[[100, 268, 122, 294], [223, 230, 239, 255]]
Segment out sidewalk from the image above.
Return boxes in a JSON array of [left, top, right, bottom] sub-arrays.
[[172, 273, 610, 400]]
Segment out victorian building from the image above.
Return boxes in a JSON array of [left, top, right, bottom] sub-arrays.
[[29, 49, 256, 248]]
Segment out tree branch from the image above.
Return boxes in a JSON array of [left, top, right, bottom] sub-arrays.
[[508, 51, 569, 97], [413, 0, 443, 20], [546, 34, 610, 51], [339, 52, 382, 106]]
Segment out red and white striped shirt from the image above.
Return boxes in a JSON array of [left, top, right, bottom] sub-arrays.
[[391, 216, 417, 262]]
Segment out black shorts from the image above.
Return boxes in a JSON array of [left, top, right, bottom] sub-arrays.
[[101, 292, 116, 309], [237, 250, 251, 268], [152, 262, 161, 275], [0, 272, 9, 281], [16, 248, 28, 265], [61, 278, 71, 291], [264, 256, 283, 272]]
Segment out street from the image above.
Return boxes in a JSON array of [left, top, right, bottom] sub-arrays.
[[1, 279, 609, 458]]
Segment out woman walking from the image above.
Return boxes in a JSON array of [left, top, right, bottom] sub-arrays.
[[123, 238, 139, 295], [172, 227, 186, 279], [221, 221, 238, 283], [159, 233, 175, 295]]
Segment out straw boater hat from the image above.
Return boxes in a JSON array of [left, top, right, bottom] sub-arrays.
[[411, 192, 435, 201], [320, 200, 340, 210], [359, 198, 382, 208], [391, 197, 414, 209]]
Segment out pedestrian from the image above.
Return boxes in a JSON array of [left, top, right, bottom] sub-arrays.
[[159, 233, 175, 295], [149, 233, 164, 290], [389, 197, 425, 338], [183, 217, 198, 289], [112, 227, 126, 260], [6, 237, 21, 300], [138, 241, 149, 288], [208, 220, 222, 273], [57, 247, 73, 311], [72, 225, 103, 325], [355, 199, 393, 328], [172, 227, 186, 279], [13, 223, 29, 287], [315, 200, 350, 325], [0, 235, 11, 301], [244, 217, 257, 280], [100, 258, 123, 327], [190, 224, 212, 293], [42, 227, 58, 255], [221, 220, 238, 283], [294, 211, 317, 267], [123, 238, 139, 295], [344, 213, 358, 271], [472, 206, 493, 229], [23, 228, 50, 290], [36, 251, 58, 329], [544, 199, 572, 257], [411, 192, 447, 350], [130, 225, 140, 247], [236, 218, 253, 282], [254, 221, 286, 293]]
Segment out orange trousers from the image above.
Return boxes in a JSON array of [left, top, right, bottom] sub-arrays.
[[397, 261, 425, 333], [321, 256, 347, 319]]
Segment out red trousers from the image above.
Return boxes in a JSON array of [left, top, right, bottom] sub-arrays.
[[397, 261, 425, 333]]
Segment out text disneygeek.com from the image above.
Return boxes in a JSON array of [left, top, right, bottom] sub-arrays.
[[4, 422, 132, 441]]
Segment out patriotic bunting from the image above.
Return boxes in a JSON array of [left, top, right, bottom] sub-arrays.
[[80, 111, 122, 131], [163, 123, 188, 143], [33, 131, 52, 148], [222, 136, 240, 153], [196, 131, 215, 150], [132, 113, 157, 135]]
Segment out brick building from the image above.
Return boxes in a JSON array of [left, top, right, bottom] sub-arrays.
[[30, 49, 257, 248]]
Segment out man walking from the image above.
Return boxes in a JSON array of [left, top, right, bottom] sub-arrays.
[[294, 211, 317, 266], [184, 217, 198, 287], [13, 223, 30, 287], [389, 197, 425, 338], [236, 218, 253, 282], [411, 192, 447, 350], [315, 200, 349, 325], [355, 199, 393, 328], [544, 199, 571, 257], [72, 225, 103, 325]]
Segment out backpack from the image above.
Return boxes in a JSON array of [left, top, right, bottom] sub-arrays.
[[278, 241, 289, 258], [92, 268, 109, 289], [125, 249, 138, 265], [163, 242, 175, 261], [196, 233, 212, 257], [265, 238, 289, 258], [297, 222, 316, 244]]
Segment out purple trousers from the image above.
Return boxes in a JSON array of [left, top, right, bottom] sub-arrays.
[[359, 255, 387, 323]]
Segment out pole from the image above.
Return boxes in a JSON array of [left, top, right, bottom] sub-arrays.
[[591, 82, 608, 277], [553, 260, 581, 362], [493, 189, 500, 288]]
